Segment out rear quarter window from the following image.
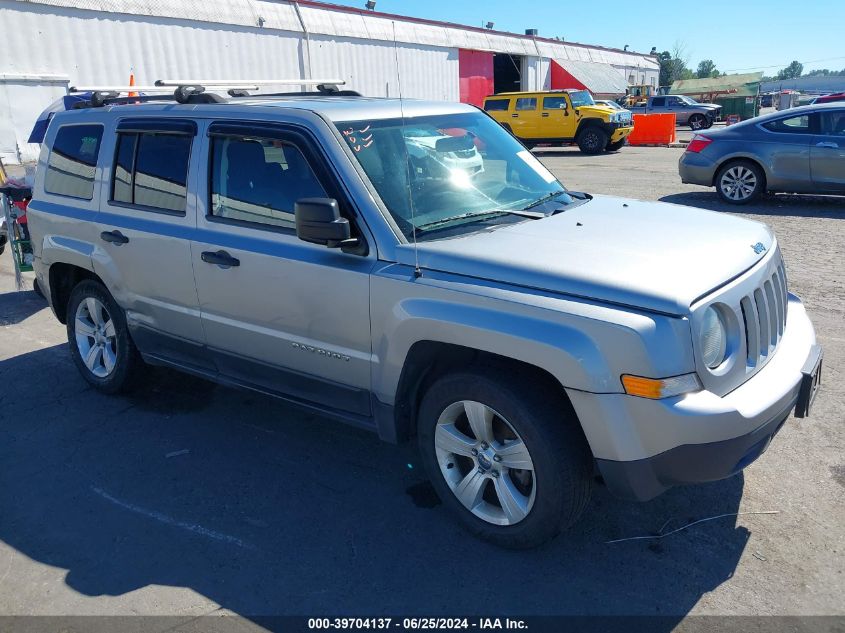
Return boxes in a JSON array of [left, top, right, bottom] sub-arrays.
[[44, 124, 104, 200], [484, 99, 510, 112]]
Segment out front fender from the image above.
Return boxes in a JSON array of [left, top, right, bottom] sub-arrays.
[[370, 266, 696, 405]]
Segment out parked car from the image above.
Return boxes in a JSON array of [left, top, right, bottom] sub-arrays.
[[483, 89, 633, 154], [629, 95, 721, 130], [28, 86, 822, 548], [595, 99, 631, 114], [0, 215, 6, 255], [810, 92, 845, 105], [404, 126, 484, 178], [679, 102, 845, 204]]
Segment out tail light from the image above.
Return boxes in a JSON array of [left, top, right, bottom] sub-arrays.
[[686, 135, 713, 154]]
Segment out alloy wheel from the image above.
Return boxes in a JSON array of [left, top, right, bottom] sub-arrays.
[[74, 297, 118, 378], [434, 400, 536, 526], [720, 165, 758, 201]]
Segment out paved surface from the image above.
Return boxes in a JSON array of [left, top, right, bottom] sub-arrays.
[[0, 146, 843, 622]]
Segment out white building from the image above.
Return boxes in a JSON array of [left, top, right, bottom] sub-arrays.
[[0, 0, 659, 164]]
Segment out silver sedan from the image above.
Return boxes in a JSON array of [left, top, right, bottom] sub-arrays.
[[679, 102, 845, 204]]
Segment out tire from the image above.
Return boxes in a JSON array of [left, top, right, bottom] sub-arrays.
[[576, 127, 608, 154], [66, 279, 144, 394], [689, 114, 708, 131], [715, 160, 765, 205], [0, 235, 6, 256], [606, 139, 625, 152], [417, 369, 592, 549], [33, 278, 44, 299]]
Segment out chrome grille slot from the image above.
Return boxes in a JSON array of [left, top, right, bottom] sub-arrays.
[[754, 288, 769, 358], [740, 260, 789, 369], [763, 280, 778, 345], [740, 297, 758, 366]]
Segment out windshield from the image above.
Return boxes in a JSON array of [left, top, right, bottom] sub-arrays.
[[679, 95, 697, 105], [337, 111, 574, 241], [570, 90, 596, 108]]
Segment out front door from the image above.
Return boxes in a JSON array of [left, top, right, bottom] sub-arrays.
[[811, 109, 845, 192], [540, 95, 573, 140], [94, 118, 210, 369], [190, 121, 375, 417]]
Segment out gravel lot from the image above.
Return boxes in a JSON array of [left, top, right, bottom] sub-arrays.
[[0, 145, 842, 624]]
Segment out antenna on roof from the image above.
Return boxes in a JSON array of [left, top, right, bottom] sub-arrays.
[[392, 21, 422, 279]]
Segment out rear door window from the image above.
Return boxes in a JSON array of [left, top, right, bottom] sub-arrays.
[[110, 130, 192, 213], [651, 97, 666, 107], [515, 98, 537, 111], [44, 124, 104, 200]]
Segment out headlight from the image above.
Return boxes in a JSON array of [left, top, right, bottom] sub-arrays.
[[700, 306, 728, 368]]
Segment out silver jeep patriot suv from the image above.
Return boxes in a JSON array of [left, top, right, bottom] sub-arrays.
[[27, 85, 822, 548]]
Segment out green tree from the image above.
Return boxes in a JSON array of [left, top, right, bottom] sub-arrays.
[[696, 59, 718, 78], [776, 61, 804, 80], [658, 42, 694, 86]]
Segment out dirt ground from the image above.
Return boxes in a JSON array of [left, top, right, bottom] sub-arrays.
[[0, 145, 842, 624]]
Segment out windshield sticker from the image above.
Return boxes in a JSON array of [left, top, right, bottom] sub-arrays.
[[517, 150, 556, 183], [342, 126, 375, 153]]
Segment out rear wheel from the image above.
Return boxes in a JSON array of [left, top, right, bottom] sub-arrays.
[[689, 114, 708, 130], [417, 369, 592, 548], [577, 127, 608, 154], [66, 280, 144, 393], [716, 160, 765, 204]]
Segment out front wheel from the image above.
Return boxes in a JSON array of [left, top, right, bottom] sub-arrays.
[[66, 279, 144, 393], [577, 127, 608, 154], [716, 160, 765, 204], [417, 370, 592, 548]]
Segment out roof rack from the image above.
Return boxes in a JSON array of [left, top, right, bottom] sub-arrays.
[[67, 78, 353, 108]]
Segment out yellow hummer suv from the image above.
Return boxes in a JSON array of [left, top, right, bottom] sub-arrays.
[[483, 89, 633, 154]]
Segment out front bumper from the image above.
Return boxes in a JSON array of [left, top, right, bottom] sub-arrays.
[[568, 295, 818, 501], [610, 125, 633, 143]]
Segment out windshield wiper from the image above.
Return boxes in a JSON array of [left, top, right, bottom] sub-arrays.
[[415, 208, 545, 232], [523, 190, 569, 210]]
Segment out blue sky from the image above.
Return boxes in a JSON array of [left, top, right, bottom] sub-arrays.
[[325, 0, 845, 74]]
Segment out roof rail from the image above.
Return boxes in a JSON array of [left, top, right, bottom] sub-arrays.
[[156, 78, 347, 94]]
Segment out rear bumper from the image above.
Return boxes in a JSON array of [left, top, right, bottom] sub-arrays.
[[678, 151, 718, 186]]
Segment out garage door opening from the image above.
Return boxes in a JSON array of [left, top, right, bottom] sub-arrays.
[[494, 54, 523, 94]]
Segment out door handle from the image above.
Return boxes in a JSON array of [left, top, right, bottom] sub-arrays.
[[201, 250, 240, 267], [511, 113, 519, 118], [816, 141, 839, 149], [541, 113, 550, 117], [100, 230, 129, 245]]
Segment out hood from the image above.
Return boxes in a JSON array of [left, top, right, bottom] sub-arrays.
[[396, 196, 774, 315]]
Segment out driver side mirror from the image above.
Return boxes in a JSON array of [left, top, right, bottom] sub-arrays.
[[295, 198, 355, 249]]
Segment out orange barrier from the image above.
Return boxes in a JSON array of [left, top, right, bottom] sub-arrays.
[[627, 113, 677, 146]]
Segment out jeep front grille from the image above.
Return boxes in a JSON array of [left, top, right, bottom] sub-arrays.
[[739, 261, 788, 369]]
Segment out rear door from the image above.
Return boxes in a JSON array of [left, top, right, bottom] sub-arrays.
[[94, 118, 210, 369], [511, 97, 540, 138], [811, 109, 845, 191], [190, 120, 375, 417]]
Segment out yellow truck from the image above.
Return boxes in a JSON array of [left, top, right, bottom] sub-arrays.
[[483, 89, 633, 154]]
